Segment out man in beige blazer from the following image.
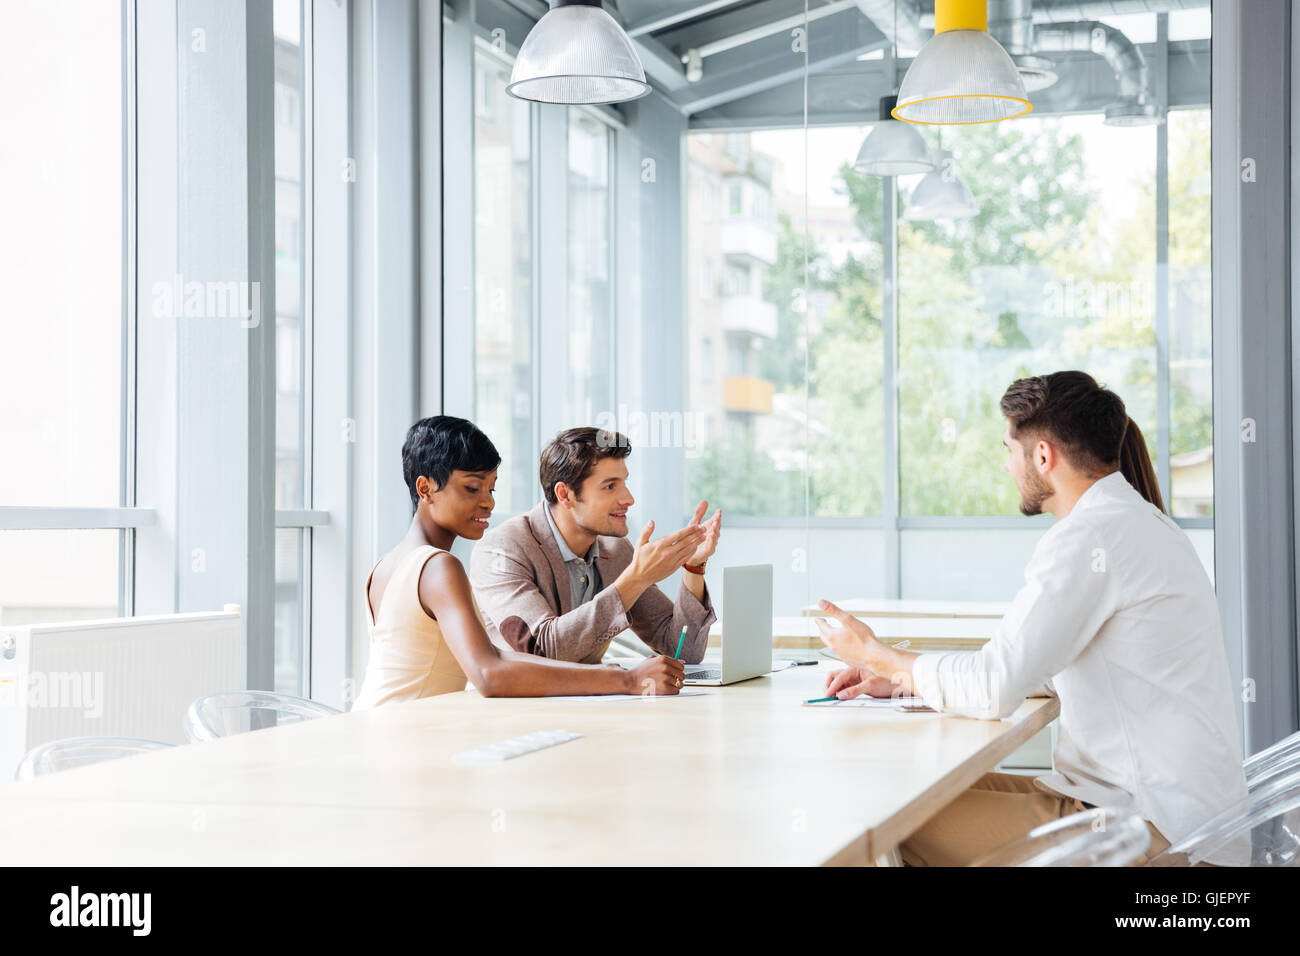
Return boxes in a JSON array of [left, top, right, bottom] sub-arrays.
[[469, 427, 721, 665]]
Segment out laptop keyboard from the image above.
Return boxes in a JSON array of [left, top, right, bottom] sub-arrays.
[[685, 669, 722, 681]]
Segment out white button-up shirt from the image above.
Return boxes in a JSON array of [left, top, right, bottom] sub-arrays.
[[911, 471, 1250, 865]]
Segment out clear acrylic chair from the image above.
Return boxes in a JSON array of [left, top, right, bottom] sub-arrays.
[[970, 807, 1151, 867], [1147, 765, 1300, 867], [1244, 730, 1300, 792], [14, 736, 174, 781], [184, 690, 342, 742]]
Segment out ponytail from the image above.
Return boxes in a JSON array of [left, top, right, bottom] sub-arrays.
[[1118, 417, 1166, 514]]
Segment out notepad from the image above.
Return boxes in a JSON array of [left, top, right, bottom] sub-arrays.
[[453, 729, 583, 762], [547, 689, 711, 702], [803, 696, 930, 709]]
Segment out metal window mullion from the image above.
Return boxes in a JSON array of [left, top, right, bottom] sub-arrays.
[[300, 525, 312, 696], [0, 508, 158, 531], [302, 0, 315, 527], [1155, 13, 1172, 508], [420, 0, 445, 416], [299, 0, 315, 696], [608, 118, 618, 413], [531, 98, 543, 502], [274, 508, 331, 526], [121, 0, 140, 617], [535, 105, 568, 462], [882, 175, 900, 599]]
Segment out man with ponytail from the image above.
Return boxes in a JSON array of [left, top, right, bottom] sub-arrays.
[[815, 371, 1248, 866]]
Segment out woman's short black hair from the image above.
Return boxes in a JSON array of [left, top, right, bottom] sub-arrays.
[[402, 416, 501, 510]]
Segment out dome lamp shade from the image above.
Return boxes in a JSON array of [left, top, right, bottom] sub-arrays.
[[854, 95, 936, 176], [903, 151, 978, 220], [893, 0, 1032, 125], [507, 1, 651, 105]]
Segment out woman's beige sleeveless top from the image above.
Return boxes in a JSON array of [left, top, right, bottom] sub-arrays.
[[351, 545, 468, 710]]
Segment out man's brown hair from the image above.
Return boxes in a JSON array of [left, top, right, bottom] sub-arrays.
[[1000, 371, 1128, 477], [539, 427, 632, 505]]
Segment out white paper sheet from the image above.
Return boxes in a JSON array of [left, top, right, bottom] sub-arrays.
[[546, 689, 712, 702], [802, 696, 930, 708]]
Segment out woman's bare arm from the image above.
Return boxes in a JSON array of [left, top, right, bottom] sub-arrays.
[[418, 551, 684, 697]]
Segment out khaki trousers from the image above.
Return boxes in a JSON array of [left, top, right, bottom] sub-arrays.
[[899, 771, 1172, 867]]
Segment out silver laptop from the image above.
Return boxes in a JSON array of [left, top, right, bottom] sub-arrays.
[[684, 564, 773, 685]]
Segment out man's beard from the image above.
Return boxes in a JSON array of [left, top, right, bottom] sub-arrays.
[[1018, 471, 1054, 516]]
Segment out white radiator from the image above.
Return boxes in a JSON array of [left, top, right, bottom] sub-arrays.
[[0, 611, 241, 777]]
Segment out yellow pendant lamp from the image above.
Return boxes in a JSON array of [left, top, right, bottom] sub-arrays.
[[892, 0, 1032, 125]]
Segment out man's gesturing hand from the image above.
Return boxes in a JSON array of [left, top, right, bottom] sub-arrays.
[[614, 519, 705, 611], [814, 599, 885, 669], [816, 599, 921, 699], [684, 500, 722, 568], [628, 519, 704, 585]]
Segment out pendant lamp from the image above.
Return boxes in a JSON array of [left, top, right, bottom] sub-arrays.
[[854, 94, 936, 176], [893, 0, 1032, 125], [508, 1, 651, 105], [904, 151, 978, 220]]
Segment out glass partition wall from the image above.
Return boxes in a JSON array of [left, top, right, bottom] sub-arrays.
[[443, 1, 1212, 625]]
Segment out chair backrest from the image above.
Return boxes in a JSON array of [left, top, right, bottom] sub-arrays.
[[1245, 730, 1300, 792], [1148, 765, 1300, 867], [183, 690, 342, 742], [14, 736, 174, 781], [970, 806, 1150, 867]]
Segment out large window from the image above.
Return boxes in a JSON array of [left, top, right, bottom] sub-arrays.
[[684, 10, 1212, 610], [687, 127, 885, 519], [0, 0, 124, 624], [899, 116, 1156, 516]]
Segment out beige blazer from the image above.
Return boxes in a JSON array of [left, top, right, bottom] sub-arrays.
[[468, 502, 716, 665]]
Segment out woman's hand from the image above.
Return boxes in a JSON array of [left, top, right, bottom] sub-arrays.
[[626, 655, 687, 695]]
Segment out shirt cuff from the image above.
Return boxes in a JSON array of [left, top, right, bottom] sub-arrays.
[[678, 577, 714, 618], [598, 585, 632, 638], [909, 652, 949, 711]]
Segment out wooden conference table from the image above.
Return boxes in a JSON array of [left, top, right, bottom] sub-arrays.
[[0, 663, 1057, 866]]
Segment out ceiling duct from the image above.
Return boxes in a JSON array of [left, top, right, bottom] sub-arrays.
[[1035, 20, 1161, 124], [1028, 0, 1205, 21], [853, 0, 930, 53], [988, 0, 1058, 91]]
